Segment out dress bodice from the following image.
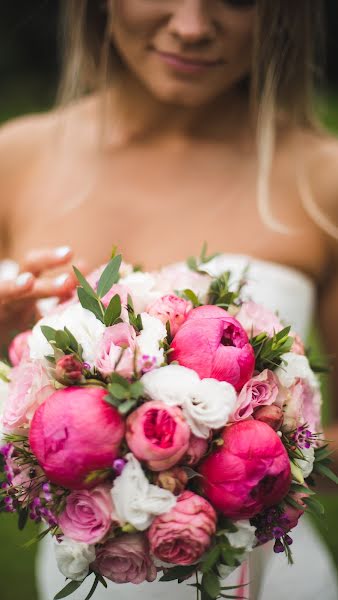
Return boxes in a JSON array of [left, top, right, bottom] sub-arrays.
[[199, 254, 316, 340]]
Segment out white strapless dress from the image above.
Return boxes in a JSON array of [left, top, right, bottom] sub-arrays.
[[3, 255, 336, 600]]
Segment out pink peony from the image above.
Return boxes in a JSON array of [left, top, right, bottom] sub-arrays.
[[95, 323, 136, 378], [148, 490, 216, 565], [29, 387, 125, 489], [184, 434, 209, 466], [92, 533, 157, 584], [235, 301, 284, 338], [230, 369, 280, 422], [3, 361, 52, 431], [58, 485, 114, 544], [170, 305, 255, 391], [147, 294, 192, 336], [126, 401, 190, 471], [199, 420, 291, 519], [9, 331, 31, 366]]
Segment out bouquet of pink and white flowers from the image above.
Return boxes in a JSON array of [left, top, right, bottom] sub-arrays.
[[0, 248, 337, 600]]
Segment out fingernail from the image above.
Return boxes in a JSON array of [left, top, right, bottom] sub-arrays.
[[16, 272, 33, 287], [54, 274, 69, 287], [55, 246, 71, 258]]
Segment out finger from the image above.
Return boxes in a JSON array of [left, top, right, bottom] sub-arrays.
[[20, 246, 73, 276], [26, 272, 76, 300], [0, 272, 35, 302]]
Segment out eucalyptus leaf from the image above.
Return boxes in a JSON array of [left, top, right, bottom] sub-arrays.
[[108, 383, 130, 400], [64, 327, 79, 352], [77, 288, 104, 323], [118, 399, 137, 415], [110, 373, 130, 388], [97, 255, 122, 298], [130, 380, 144, 399], [41, 325, 57, 343], [104, 294, 122, 327], [55, 330, 70, 351], [73, 266, 97, 298]]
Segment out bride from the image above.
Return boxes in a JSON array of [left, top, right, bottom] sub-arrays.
[[0, 1, 337, 598]]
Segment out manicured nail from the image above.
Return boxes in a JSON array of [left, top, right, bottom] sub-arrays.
[[16, 272, 33, 287], [55, 246, 71, 258], [54, 274, 69, 287]]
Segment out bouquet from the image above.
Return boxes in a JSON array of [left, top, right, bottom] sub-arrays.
[[0, 248, 337, 600]]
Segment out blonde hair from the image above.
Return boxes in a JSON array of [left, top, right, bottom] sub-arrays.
[[58, 0, 334, 236]]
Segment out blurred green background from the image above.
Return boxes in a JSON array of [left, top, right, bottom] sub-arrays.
[[0, 2, 338, 600]]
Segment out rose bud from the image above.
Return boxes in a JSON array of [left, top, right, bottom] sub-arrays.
[[155, 467, 188, 495], [184, 434, 209, 467], [55, 355, 84, 384], [253, 405, 284, 431]]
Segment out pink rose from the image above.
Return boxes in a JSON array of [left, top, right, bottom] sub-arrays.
[[236, 301, 284, 338], [95, 323, 136, 378], [283, 379, 321, 433], [126, 401, 190, 471], [170, 305, 255, 391], [29, 387, 125, 489], [9, 331, 31, 366], [147, 295, 192, 336], [92, 533, 157, 584], [148, 491, 216, 565], [55, 355, 84, 384], [184, 434, 209, 466], [58, 485, 113, 544], [231, 369, 280, 421], [199, 420, 291, 519], [3, 361, 52, 431]]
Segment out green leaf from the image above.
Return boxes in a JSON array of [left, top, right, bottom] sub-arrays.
[[73, 266, 97, 298], [64, 327, 79, 352], [96, 574, 108, 588], [285, 496, 305, 511], [83, 575, 99, 600], [97, 255, 122, 298], [182, 289, 200, 307], [130, 380, 144, 399], [108, 383, 130, 400], [104, 294, 122, 327], [314, 463, 338, 484], [104, 394, 121, 408], [77, 288, 104, 323], [303, 496, 325, 517], [40, 325, 57, 343], [314, 444, 333, 461], [110, 373, 130, 388], [55, 330, 70, 351], [54, 580, 84, 600], [18, 507, 29, 531], [201, 546, 221, 573], [202, 572, 221, 599], [159, 565, 197, 582], [118, 399, 137, 415]]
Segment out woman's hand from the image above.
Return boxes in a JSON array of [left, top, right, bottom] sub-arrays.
[[0, 247, 81, 348]]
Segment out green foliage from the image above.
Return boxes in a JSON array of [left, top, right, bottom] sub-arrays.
[[187, 243, 219, 274], [207, 271, 245, 310], [105, 373, 145, 416], [40, 325, 83, 362], [74, 256, 122, 325], [251, 326, 293, 371]]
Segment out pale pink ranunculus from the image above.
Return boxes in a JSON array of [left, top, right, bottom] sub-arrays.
[[148, 490, 216, 565], [92, 533, 157, 584], [9, 331, 31, 366], [3, 361, 52, 431], [126, 401, 190, 471], [236, 301, 284, 338], [29, 387, 125, 489], [283, 378, 321, 433], [147, 294, 192, 336], [184, 434, 209, 466], [170, 305, 255, 391], [95, 323, 136, 378], [199, 420, 291, 519], [58, 485, 114, 544], [230, 369, 280, 422]]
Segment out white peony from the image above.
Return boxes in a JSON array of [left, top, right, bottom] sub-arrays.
[[111, 454, 176, 531], [295, 446, 315, 479], [136, 313, 167, 369], [141, 364, 236, 439], [54, 538, 96, 582], [226, 520, 256, 552], [119, 272, 161, 313], [29, 304, 105, 364], [275, 353, 319, 390]]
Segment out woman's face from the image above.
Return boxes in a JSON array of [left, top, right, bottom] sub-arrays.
[[111, 1, 256, 107]]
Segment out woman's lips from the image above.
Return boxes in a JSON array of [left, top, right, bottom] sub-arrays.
[[154, 50, 223, 75]]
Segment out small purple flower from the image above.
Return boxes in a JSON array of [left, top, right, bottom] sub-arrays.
[[273, 539, 285, 554], [113, 458, 127, 476]]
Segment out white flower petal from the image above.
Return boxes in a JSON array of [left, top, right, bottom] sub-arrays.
[[182, 379, 237, 439], [276, 353, 319, 390], [54, 538, 96, 582], [226, 520, 256, 552], [141, 364, 200, 406], [295, 446, 315, 479]]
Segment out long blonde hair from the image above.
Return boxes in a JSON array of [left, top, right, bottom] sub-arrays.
[[58, 1, 335, 236]]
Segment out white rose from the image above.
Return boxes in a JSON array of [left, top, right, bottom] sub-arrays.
[[29, 304, 105, 364], [119, 272, 160, 313], [111, 454, 176, 531], [141, 364, 200, 406], [276, 353, 319, 390], [136, 313, 167, 369], [295, 446, 315, 479], [226, 520, 256, 552], [54, 538, 96, 582]]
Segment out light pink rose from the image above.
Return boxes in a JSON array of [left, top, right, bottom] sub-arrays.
[[230, 369, 280, 422], [126, 401, 190, 471], [147, 295, 192, 336], [95, 323, 136, 378], [236, 301, 284, 338], [148, 491, 216, 565], [170, 305, 255, 391], [29, 387, 125, 489], [199, 420, 291, 519], [92, 533, 157, 584], [9, 331, 31, 366], [155, 263, 211, 300], [283, 379, 321, 433], [3, 361, 52, 431], [58, 485, 114, 544], [184, 434, 209, 466]]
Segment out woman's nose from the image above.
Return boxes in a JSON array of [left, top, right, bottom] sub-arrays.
[[168, 0, 215, 45]]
